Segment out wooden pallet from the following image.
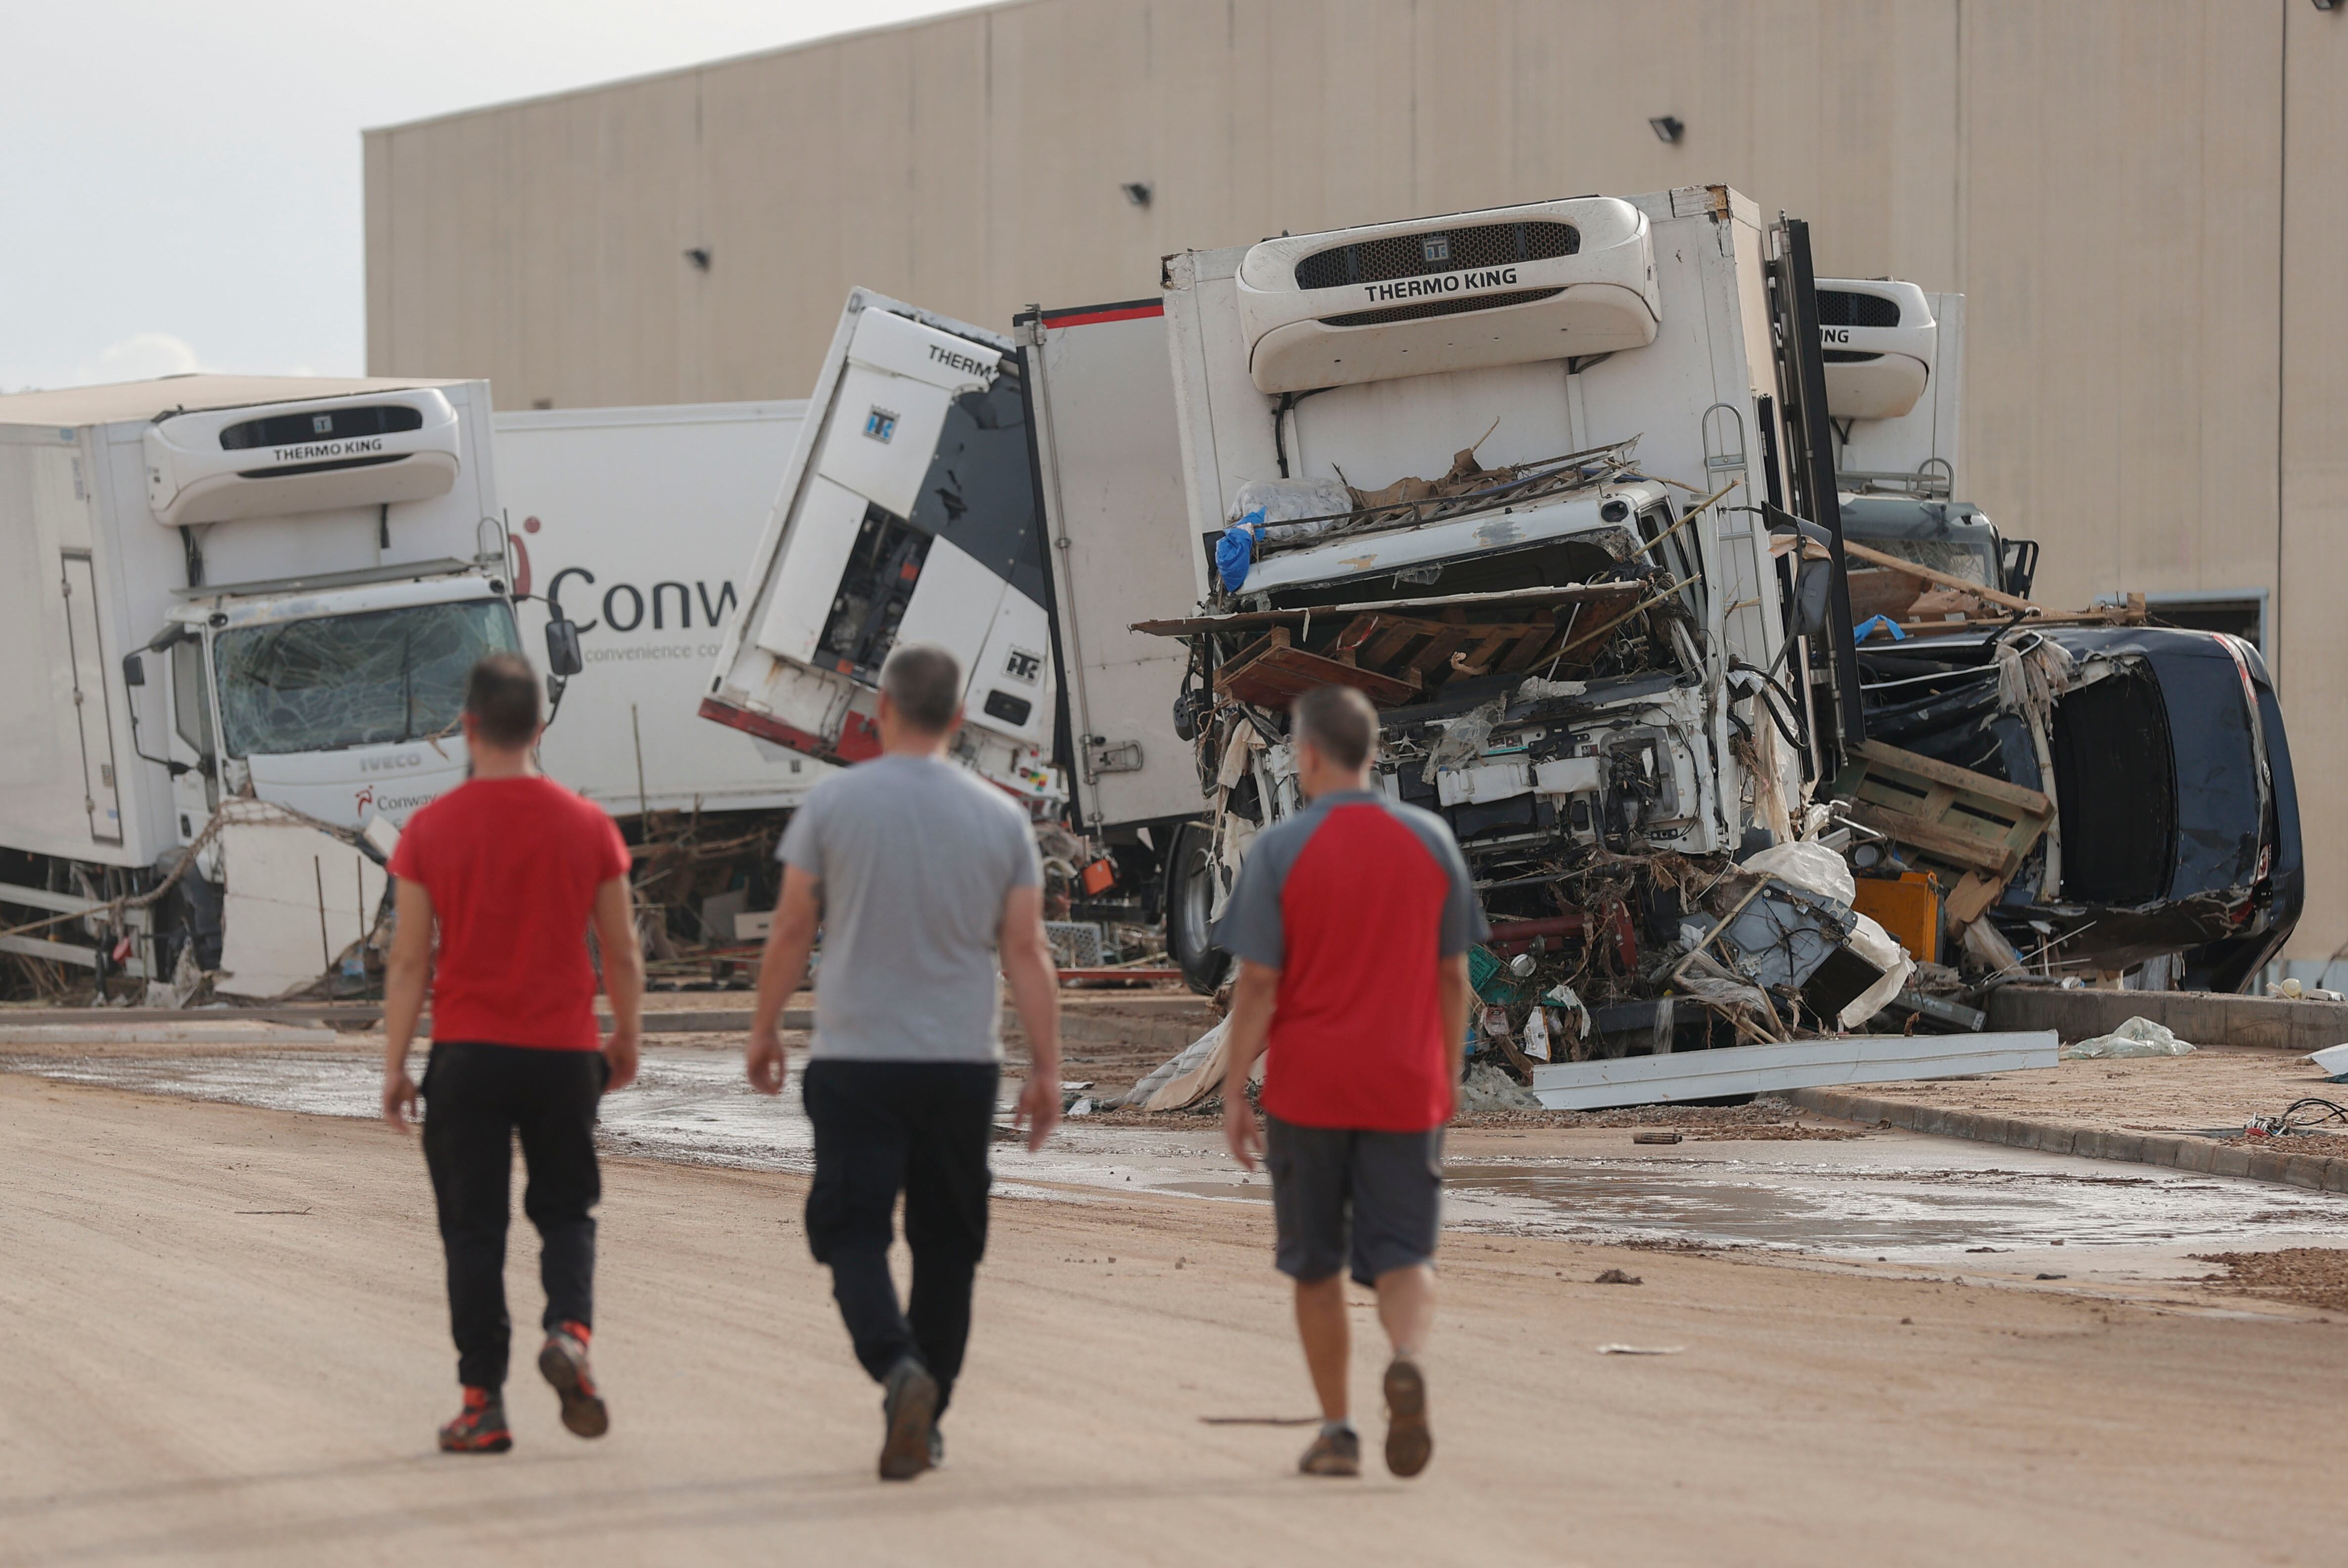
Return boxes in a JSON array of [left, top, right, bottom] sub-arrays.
[[1214, 627, 1422, 708], [1831, 739, 2052, 923]]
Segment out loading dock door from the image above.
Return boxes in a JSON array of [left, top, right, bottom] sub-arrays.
[[59, 551, 124, 844]]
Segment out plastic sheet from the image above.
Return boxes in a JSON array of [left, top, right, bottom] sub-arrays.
[[2059, 1015, 2196, 1060], [1743, 841, 1858, 907]]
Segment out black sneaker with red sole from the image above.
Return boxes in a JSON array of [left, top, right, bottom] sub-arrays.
[[439, 1387, 512, 1454]]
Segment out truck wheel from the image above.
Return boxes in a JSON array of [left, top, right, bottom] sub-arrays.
[[1165, 821, 1232, 995]]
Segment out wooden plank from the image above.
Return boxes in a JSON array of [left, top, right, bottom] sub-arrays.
[[1495, 615, 1559, 673], [1217, 640, 1421, 707], [1131, 581, 1654, 637], [1843, 802, 2023, 876], [1331, 614, 1384, 655], [1854, 739, 2051, 815], [1408, 624, 1473, 674], [1945, 872, 2005, 924], [1842, 538, 2038, 613], [1450, 627, 1516, 675], [1361, 624, 1423, 667]]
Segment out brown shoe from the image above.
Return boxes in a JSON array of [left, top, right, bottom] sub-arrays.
[[1297, 1426, 1360, 1477], [1382, 1356, 1432, 1477], [878, 1357, 939, 1481], [538, 1322, 608, 1439]]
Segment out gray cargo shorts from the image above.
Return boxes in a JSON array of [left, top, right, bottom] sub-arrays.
[[1263, 1113, 1444, 1287]]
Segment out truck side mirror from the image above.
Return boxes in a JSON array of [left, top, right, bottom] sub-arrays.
[[544, 615, 583, 678], [1792, 559, 1833, 641], [121, 652, 145, 688]]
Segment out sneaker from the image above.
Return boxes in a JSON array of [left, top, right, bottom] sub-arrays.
[[877, 1357, 939, 1481], [438, 1386, 512, 1454], [1382, 1356, 1432, 1478], [1297, 1426, 1360, 1476], [538, 1321, 609, 1439]]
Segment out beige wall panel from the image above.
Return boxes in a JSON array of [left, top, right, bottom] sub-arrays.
[[1954, 0, 2044, 555], [1888, 0, 1959, 291], [1308, 0, 1417, 233], [833, 30, 920, 307], [908, 16, 996, 313], [2280, 2, 2348, 961], [700, 48, 846, 402], [2190, 0, 2282, 600]]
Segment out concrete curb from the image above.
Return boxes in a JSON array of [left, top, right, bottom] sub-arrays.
[[1784, 1085, 2348, 1195]]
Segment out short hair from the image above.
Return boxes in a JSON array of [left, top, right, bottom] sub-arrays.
[[464, 652, 542, 747], [880, 642, 963, 734], [1291, 684, 1377, 771]]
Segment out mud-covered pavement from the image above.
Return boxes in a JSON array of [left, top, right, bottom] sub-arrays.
[[6, 1039, 2345, 1302], [6, 1060, 2348, 1568]]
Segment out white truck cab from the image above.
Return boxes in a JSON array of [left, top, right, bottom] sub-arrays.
[[0, 375, 536, 997]]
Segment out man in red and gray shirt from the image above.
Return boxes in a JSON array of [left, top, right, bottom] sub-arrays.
[[380, 653, 644, 1455], [1217, 683, 1484, 1480]]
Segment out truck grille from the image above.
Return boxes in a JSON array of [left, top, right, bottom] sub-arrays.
[[1295, 220, 1579, 291], [1321, 287, 1564, 329], [1816, 290, 1900, 328]]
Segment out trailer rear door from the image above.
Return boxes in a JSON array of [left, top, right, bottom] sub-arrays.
[[59, 551, 124, 845], [1019, 300, 1203, 830]]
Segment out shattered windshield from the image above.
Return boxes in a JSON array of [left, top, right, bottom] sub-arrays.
[[1854, 538, 1995, 586], [215, 599, 520, 757]]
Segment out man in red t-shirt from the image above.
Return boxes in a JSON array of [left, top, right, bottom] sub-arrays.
[[1216, 684, 1483, 1480], [380, 652, 643, 1455]]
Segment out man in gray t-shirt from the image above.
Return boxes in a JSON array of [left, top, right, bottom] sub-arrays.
[[775, 748, 1042, 1063], [745, 642, 1062, 1482]]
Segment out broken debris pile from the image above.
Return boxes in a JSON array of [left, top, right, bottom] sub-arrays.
[[1123, 445, 2090, 1115]]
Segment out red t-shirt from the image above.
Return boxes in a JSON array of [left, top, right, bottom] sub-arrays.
[[1211, 792, 1488, 1132], [388, 775, 631, 1050]]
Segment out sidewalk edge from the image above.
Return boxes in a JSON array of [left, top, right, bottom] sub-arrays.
[[1783, 1086, 2348, 1194]]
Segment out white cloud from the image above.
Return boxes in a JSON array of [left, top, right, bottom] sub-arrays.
[[73, 332, 205, 387]]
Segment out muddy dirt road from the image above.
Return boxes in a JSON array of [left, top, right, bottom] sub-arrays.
[[3, 1073, 2342, 1568]]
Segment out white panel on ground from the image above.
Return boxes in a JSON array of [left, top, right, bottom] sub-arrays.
[[1526, 1032, 2060, 1112], [214, 804, 389, 1000]]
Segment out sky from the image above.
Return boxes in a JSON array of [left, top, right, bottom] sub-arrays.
[[0, 0, 971, 392]]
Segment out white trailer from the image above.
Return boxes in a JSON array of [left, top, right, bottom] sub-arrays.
[[700, 294, 1060, 807], [495, 401, 835, 816], [0, 375, 530, 997]]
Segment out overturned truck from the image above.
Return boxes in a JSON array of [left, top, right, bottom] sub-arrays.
[[1122, 186, 1930, 1077]]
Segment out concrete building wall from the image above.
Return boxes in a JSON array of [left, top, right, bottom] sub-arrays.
[[367, 0, 2348, 963]]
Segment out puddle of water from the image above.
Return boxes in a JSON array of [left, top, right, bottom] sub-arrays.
[[12, 1046, 2347, 1275]]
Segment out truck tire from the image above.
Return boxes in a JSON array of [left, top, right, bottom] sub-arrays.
[[1165, 820, 1232, 995]]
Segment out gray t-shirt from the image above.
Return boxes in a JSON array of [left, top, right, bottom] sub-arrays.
[[777, 752, 1041, 1062]]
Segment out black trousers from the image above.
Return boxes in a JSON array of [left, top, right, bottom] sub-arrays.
[[421, 1041, 608, 1391], [801, 1060, 997, 1417]]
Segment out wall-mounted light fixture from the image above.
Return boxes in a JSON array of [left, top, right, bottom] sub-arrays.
[[1121, 182, 1153, 208], [1649, 116, 1684, 144], [684, 246, 712, 271]]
